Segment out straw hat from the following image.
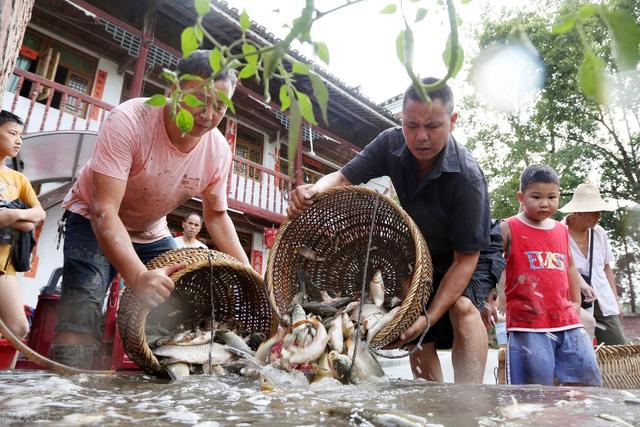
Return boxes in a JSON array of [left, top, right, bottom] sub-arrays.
[[559, 183, 616, 213]]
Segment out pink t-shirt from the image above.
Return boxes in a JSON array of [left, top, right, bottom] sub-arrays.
[[62, 98, 232, 243]]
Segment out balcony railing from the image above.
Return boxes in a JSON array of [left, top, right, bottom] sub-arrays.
[[4, 68, 113, 134], [228, 156, 292, 219]]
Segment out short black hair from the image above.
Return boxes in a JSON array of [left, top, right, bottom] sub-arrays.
[[402, 77, 454, 113], [0, 110, 24, 128], [177, 49, 238, 88], [183, 212, 202, 223], [520, 164, 559, 192]]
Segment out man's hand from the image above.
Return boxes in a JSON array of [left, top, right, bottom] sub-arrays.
[[481, 293, 498, 329], [286, 184, 318, 218], [581, 284, 597, 304], [128, 262, 186, 307], [384, 315, 429, 349]]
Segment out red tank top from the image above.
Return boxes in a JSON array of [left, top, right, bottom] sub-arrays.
[[505, 216, 581, 332]]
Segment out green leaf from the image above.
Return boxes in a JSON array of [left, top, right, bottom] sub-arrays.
[[238, 63, 257, 79], [603, 9, 640, 70], [279, 85, 291, 112], [161, 69, 178, 83], [415, 8, 428, 23], [194, 0, 210, 17], [461, 0, 472, 3], [292, 62, 311, 75], [194, 26, 203, 44], [242, 42, 258, 66], [313, 42, 330, 65], [396, 31, 405, 63], [578, 4, 598, 20], [216, 90, 236, 114], [309, 73, 329, 124], [145, 94, 167, 107], [579, 50, 606, 103], [240, 9, 251, 32], [179, 73, 203, 81], [295, 90, 317, 125], [209, 49, 222, 73], [176, 108, 194, 133], [263, 44, 284, 79], [181, 27, 199, 58], [287, 100, 302, 179], [442, 33, 464, 78], [552, 16, 576, 34], [380, 4, 397, 14], [182, 94, 203, 108]]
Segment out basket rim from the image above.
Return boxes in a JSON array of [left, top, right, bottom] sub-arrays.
[[264, 185, 433, 348]]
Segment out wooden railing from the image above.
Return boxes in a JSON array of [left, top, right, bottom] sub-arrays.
[[228, 156, 292, 218], [5, 68, 114, 134]]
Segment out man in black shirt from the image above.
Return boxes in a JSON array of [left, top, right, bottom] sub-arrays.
[[288, 77, 503, 383]]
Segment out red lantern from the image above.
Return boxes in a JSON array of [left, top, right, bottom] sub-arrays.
[[263, 227, 277, 249]]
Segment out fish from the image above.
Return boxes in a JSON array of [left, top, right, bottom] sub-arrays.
[[330, 341, 385, 384], [327, 351, 353, 384], [328, 314, 344, 353], [498, 396, 545, 420], [302, 301, 338, 318], [596, 414, 634, 426], [369, 269, 385, 307], [288, 318, 330, 365], [152, 342, 236, 365], [342, 311, 355, 338], [256, 326, 285, 364], [366, 306, 400, 344], [162, 361, 190, 380], [312, 350, 333, 383], [181, 330, 212, 346], [216, 330, 254, 354], [351, 303, 387, 326], [294, 246, 326, 262]]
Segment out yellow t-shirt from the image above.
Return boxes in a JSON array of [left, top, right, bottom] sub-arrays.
[[0, 168, 40, 275]]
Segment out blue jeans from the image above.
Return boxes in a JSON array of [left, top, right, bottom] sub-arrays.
[[56, 211, 176, 338], [507, 328, 602, 386]]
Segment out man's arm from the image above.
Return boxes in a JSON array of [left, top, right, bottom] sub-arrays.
[[202, 202, 250, 266], [393, 250, 480, 346], [604, 264, 622, 314], [567, 258, 583, 314], [91, 172, 182, 307], [287, 171, 352, 217]]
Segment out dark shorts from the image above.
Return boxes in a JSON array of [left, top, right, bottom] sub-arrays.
[[422, 260, 499, 349], [56, 211, 177, 338], [421, 220, 506, 349]]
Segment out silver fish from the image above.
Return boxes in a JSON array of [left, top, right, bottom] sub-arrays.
[[369, 269, 385, 307], [163, 362, 190, 380], [153, 342, 235, 365], [294, 246, 326, 262], [216, 330, 254, 354], [351, 303, 387, 325], [328, 315, 344, 353], [366, 306, 400, 344]]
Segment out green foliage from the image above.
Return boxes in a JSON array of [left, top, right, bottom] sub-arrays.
[[145, 94, 166, 107], [176, 108, 194, 133]]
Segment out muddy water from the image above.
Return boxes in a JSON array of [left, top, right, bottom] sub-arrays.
[[1, 369, 639, 426]]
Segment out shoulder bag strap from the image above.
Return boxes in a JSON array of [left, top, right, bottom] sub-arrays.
[[587, 228, 594, 281]]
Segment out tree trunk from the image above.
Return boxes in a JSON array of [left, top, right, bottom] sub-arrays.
[[623, 237, 637, 314], [0, 0, 35, 106]]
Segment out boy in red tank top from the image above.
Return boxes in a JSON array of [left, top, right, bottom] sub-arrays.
[[500, 165, 601, 386]]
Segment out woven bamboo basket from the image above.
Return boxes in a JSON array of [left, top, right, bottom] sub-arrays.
[[596, 344, 640, 388], [497, 344, 640, 388], [265, 186, 433, 349], [118, 248, 274, 375]]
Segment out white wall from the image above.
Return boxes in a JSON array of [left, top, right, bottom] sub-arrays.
[[96, 56, 124, 107]]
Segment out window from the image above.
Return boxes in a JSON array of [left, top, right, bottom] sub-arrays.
[[234, 125, 264, 181], [12, 29, 98, 117]]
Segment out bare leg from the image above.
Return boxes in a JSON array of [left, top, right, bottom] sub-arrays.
[[0, 275, 29, 340], [450, 296, 487, 383], [409, 341, 443, 381], [53, 331, 94, 345]]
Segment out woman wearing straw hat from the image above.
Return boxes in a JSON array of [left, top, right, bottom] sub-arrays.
[[560, 183, 627, 345]]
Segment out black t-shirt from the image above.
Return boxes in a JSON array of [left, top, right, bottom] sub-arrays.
[[341, 127, 491, 277]]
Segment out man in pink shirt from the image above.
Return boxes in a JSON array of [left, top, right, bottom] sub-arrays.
[[51, 50, 249, 368]]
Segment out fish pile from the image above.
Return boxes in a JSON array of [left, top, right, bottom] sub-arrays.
[[256, 268, 404, 388], [149, 320, 265, 379]]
